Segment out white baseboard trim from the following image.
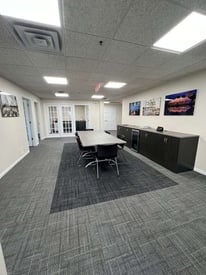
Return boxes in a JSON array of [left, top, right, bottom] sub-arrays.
[[0, 150, 29, 179], [194, 167, 206, 176], [0, 244, 7, 275]]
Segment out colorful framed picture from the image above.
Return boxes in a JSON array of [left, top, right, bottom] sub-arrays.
[[164, 89, 197, 115], [142, 97, 161, 116], [129, 101, 141, 116]]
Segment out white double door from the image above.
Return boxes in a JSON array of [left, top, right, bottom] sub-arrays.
[[46, 104, 75, 137]]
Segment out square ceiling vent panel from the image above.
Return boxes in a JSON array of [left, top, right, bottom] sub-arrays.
[[13, 23, 62, 52], [3, 18, 62, 53]]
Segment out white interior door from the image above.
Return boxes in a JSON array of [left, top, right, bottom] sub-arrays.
[[60, 105, 75, 136], [47, 105, 60, 137], [46, 104, 75, 137], [104, 105, 116, 130]]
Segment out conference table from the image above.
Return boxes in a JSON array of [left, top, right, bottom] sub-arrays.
[[77, 130, 126, 147]]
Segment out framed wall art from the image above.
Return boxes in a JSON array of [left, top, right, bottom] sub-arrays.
[[142, 97, 161, 116], [0, 93, 19, 117], [129, 101, 141, 116], [164, 89, 197, 116]]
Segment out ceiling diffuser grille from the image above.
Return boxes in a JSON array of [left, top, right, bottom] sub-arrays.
[[4, 18, 62, 53]]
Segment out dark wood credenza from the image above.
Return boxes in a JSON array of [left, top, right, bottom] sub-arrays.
[[117, 125, 199, 173]]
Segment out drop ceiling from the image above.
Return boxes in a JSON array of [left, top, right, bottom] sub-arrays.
[[0, 0, 206, 101]]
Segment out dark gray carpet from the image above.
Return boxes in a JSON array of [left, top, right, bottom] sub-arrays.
[[50, 143, 178, 213]]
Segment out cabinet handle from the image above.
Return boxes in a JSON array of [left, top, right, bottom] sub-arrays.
[[164, 137, 168, 143]]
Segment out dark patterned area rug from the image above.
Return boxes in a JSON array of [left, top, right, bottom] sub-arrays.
[[50, 143, 178, 213]]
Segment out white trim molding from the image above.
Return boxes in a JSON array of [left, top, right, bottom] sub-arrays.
[[0, 244, 7, 275], [0, 150, 29, 179], [194, 167, 206, 176]]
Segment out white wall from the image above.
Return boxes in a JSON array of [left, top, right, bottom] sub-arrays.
[[122, 70, 206, 175], [75, 105, 85, 120], [0, 77, 42, 178]]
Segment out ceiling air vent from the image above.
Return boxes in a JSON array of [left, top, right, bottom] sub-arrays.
[[4, 18, 62, 53], [13, 23, 62, 52]]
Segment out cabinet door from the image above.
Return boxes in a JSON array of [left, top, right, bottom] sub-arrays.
[[117, 126, 131, 147], [163, 136, 179, 172], [151, 133, 165, 164], [139, 131, 153, 158], [117, 125, 124, 137], [125, 127, 132, 147], [151, 134, 179, 171]]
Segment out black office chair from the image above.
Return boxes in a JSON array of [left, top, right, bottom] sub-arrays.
[[95, 144, 119, 179], [76, 136, 95, 164]]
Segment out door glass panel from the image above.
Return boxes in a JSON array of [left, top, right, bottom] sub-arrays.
[[48, 106, 59, 134], [61, 106, 72, 133]]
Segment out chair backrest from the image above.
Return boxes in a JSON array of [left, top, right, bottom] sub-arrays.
[[97, 144, 118, 159], [76, 136, 83, 150]]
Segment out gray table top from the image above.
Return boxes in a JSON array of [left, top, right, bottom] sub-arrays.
[[77, 131, 126, 147]]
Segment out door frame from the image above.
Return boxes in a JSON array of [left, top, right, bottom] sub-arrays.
[[44, 103, 75, 137], [22, 97, 34, 146]]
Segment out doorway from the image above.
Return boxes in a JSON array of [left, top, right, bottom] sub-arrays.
[[104, 104, 117, 130], [46, 104, 75, 137], [75, 105, 90, 130], [22, 98, 33, 146]]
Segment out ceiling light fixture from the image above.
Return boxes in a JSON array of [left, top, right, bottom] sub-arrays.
[[104, 81, 127, 88], [153, 12, 206, 54], [91, 95, 104, 99], [0, 92, 10, 95], [44, 76, 68, 85], [55, 92, 69, 97], [0, 0, 61, 27], [104, 101, 110, 104]]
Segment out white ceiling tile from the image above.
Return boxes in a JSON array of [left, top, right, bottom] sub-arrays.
[[102, 40, 146, 64], [157, 53, 206, 76], [134, 48, 174, 68], [171, 0, 206, 11], [96, 61, 127, 74], [64, 31, 110, 59], [122, 65, 166, 80], [26, 52, 66, 69], [37, 68, 67, 77], [66, 57, 99, 73], [0, 48, 32, 66], [63, 0, 133, 37], [0, 18, 20, 49], [115, 0, 189, 46]]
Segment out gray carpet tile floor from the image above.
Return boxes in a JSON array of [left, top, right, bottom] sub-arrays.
[[0, 137, 206, 274]]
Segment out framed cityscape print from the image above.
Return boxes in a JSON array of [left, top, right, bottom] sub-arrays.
[[129, 101, 141, 116]]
